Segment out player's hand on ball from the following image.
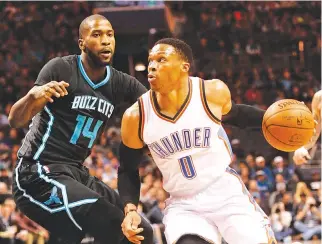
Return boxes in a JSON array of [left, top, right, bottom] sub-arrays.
[[293, 146, 311, 165], [29, 81, 69, 103], [121, 211, 144, 244]]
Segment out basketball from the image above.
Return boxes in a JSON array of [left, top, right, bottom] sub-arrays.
[[262, 99, 315, 152]]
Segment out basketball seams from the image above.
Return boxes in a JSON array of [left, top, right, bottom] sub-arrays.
[[266, 124, 314, 130], [264, 127, 300, 149], [262, 100, 314, 151], [263, 108, 312, 127]]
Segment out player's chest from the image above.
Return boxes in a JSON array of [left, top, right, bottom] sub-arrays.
[[54, 81, 115, 121]]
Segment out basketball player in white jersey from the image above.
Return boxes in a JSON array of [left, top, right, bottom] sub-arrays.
[[117, 38, 277, 244], [293, 90, 321, 165]]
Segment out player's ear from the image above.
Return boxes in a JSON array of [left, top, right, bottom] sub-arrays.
[[78, 39, 85, 51], [181, 62, 190, 73]]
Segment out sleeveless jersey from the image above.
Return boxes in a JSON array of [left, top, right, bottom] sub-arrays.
[[139, 77, 233, 197], [18, 55, 146, 165]]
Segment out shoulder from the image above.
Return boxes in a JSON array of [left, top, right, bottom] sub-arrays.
[[61, 55, 78, 66], [313, 90, 322, 101], [43, 56, 73, 75], [46, 55, 76, 67], [203, 79, 231, 104], [121, 102, 143, 147], [204, 79, 229, 91], [123, 102, 140, 123], [110, 67, 138, 83]]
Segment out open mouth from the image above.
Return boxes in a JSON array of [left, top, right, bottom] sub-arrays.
[[100, 50, 111, 54], [148, 74, 156, 83], [100, 50, 112, 59]]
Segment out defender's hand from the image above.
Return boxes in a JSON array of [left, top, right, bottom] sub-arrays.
[[293, 146, 311, 165], [121, 211, 144, 244], [29, 81, 69, 103]]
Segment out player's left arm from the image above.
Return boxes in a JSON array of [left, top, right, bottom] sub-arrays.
[[222, 101, 265, 129], [118, 102, 144, 210], [118, 102, 146, 243], [205, 79, 265, 128]]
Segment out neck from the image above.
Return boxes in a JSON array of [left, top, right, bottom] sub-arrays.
[[81, 53, 106, 82], [155, 75, 190, 111]]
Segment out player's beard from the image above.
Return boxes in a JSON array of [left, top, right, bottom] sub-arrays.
[[85, 46, 113, 67]]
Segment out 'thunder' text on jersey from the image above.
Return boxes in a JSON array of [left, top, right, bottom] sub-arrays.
[[139, 77, 233, 197]]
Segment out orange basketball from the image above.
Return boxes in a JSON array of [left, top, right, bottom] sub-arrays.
[[262, 99, 315, 152]]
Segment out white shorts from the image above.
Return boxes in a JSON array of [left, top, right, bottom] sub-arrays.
[[163, 167, 276, 244]]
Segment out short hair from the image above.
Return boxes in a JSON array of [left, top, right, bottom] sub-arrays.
[[79, 14, 108, 39], [154, 38, 194, 65]]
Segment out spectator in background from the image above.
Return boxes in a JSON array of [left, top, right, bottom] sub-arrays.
[[245, 38, 261, 64], [13, 210, 50, 244], [293, 197, 321, 241], [272, 156, 292, 182], [245, 154, 256, 178], [244, 84, 262, 105], [239, 161, 251, 187], [146, 189, 167, 225], [281, 192, 293, 212], [232, 41, 242, 65], [0, 107, 9, 128], [281, 69, 294, 93], [0, 167, 11, 190], [255, 156, 274, 185], [106, 127, 121, 157], [231, 139, 245, 159], [0, 198, 28, 244], [255, 170, 272, 197], [0, 2, 320, 242], [270, 202, 293, 242], [269, 174, 287, 208], [6, 128, 20, 147]]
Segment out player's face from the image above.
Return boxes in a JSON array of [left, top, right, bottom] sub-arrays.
[[80, 19, 115, 66], [148, 44, 188, 93]]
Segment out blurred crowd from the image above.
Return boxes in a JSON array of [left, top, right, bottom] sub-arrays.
[[167, 1, 321, 110], [0, 1, 321, 243]]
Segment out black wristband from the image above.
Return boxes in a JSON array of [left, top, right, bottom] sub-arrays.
[[117, 142, 143, 207]]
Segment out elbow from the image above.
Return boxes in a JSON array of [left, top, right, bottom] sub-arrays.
[[8, 118, 19, 128], [8, 114, 17, 128], [8, 113, 22, 128]]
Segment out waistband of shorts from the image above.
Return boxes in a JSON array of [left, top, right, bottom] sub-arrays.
[[16, 157, 88, 173]]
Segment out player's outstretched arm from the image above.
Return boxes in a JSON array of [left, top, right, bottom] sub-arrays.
[[9, 81, 69, 128], [117, 102, 145, 243], [9, 57, 70, 128], [204, 79, 265, 129], [222, 102, 265, 129]]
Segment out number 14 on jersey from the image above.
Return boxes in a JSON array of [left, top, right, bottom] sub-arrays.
[[70, 114, 103, 148]]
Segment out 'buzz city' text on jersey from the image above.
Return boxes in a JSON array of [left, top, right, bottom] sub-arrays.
[[71, 95, 114, 118]]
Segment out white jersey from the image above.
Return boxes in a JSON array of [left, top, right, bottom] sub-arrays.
[[139, 77, 233, 197]]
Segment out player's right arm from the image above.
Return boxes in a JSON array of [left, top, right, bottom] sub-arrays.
[[8, 58, 69, 128], [117, 102, 145, 244], [204, 79, 266, 128]]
